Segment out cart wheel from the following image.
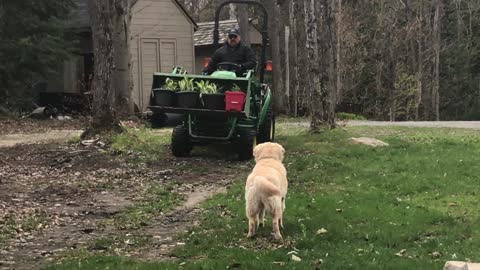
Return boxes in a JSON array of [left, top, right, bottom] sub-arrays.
[[236, 128, 257, 161], [150, 113, 167, 128], [257, 108, 275, 143], [171, 125, 192, 157]]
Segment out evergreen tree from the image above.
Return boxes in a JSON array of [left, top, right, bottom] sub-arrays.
[[0, 0, 76, 111]]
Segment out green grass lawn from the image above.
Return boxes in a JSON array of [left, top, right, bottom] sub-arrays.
[[46, 124, 480, 270]]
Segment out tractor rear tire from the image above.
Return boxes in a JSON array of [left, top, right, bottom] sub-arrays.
[[235, 128, 257, 161], [150, 113, 167, 128], [257, 108, 275, 143], [171, 125, 192, 157]]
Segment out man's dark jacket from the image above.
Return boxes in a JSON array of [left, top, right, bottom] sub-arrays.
[[203, 42, 256, 75]]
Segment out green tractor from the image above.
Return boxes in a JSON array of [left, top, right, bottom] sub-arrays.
[[148, 0, 274, 160]]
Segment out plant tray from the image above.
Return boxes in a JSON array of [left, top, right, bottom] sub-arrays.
[[148, 106, 246, 118]]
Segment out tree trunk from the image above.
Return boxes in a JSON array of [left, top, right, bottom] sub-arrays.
[[322, 0, 336, 127], [229, 3, 236, 20], [113, 0, 134, 117], [308, 0, 335, 131], [306, 0, 321, 130], [289, 1, 298, 117], [284, 25, 290, 113], [266, 0, 286, 114], [415, 1, 424, 120], [335, 0, 343, 104], [432, 0, 442, 121], [294, 0, 308, 116], [237, 4, 250, 46], [84, 0, 135, 137]]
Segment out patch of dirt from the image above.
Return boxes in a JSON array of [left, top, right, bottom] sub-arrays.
[[0, 118, 87, 135], [350, 137, 389, 147], [0, 133, 246, 269], [0, 130, 82, 148], [135, 184, 229, 261]]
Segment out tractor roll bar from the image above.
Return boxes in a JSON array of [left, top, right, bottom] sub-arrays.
[[214, 0, 269, 84]]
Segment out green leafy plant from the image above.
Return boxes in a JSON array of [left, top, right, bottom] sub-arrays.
[[195, 80, 218, 94], [162, 78, 178, 91], [172, 66, 187, 74], [230, 83, 242, 92], [178, 77, 195, 92]]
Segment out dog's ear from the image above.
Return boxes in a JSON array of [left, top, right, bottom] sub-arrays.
[[279, 144, 285, 161], [253, 143, 263, 158]]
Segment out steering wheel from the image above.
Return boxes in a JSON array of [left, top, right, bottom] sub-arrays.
[[217, 62, 243, 73]]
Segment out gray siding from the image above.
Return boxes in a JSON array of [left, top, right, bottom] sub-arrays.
[[131, 0, 196, 111]]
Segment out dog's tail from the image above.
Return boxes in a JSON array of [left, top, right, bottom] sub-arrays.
[[253, 176, 283, 218], [253, 176, 281, 197]]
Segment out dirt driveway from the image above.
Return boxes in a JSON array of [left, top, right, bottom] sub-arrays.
[[0, 130, 82, 147], [0, 119, 247, 270]]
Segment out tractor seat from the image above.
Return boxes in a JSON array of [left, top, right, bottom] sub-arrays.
[[211, 70, 237, 78]]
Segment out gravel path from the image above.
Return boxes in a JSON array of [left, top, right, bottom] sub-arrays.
[[345, 121, 480, 130], [286, 120, 480, 130]]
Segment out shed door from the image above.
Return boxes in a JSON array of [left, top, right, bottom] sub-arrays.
[[139, 39, 177, 110], [160, 40, 177, 72], [140, 39, 160, 110]]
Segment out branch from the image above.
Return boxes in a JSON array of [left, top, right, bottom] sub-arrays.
[[130, 0, 139, 8]]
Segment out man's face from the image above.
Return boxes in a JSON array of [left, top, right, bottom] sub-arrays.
[[227, 34, 241, 47]]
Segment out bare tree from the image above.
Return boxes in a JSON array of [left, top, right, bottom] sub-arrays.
[[236, 4, 250, 46], [229, 3, 236, 19], [308, 0, 336, 131], [335, 0, 343, 103], [83, 0, 136, 137], [432, 0, 442, 121], [266, 0, 286, 113]]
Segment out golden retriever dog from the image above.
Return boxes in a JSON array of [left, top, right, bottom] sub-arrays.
[[245, 142, 287, 240]]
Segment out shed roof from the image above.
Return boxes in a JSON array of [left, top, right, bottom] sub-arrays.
[[194, 19, 261, 46], [69, 0, 197, 30]]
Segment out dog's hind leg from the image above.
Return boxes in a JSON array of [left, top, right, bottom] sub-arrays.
[[247, 216, 256, 238], [271, 205, 283, 240], [257, 204, 265, 228], [272, 215, 282, 240], [246, 204, 258, 238]]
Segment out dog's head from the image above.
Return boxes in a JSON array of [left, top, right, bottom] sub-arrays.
[[253, 142, 285, 162]]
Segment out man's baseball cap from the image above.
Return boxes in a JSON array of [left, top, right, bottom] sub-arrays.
[[228, 28, 240, 37]]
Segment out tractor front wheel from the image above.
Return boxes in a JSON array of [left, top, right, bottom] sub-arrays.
[[171, 125, 192, 157], [235, 128, 257, 161], [257, 108, 275, 143]]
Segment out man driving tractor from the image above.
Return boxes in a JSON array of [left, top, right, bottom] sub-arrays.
[[203, 28, 257, 76]]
